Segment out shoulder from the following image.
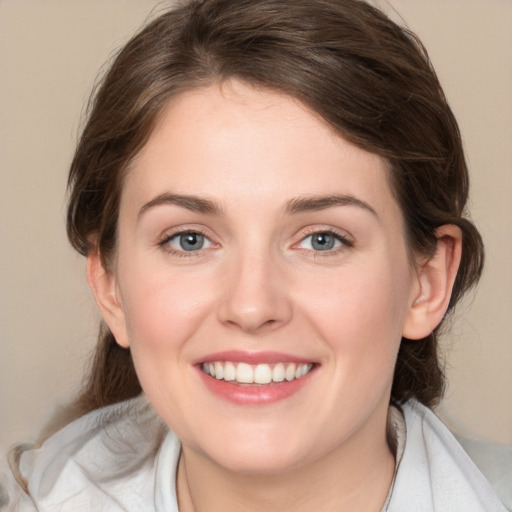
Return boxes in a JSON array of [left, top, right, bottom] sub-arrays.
[[389, 400, 511, 512], [2, 395, 168, 511], [454, 431, 512, 511], [1, 447, 34, 511]]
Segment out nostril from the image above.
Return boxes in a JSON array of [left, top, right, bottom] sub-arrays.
[[224, 316, 279, 333], [216, 267, 293, 333]]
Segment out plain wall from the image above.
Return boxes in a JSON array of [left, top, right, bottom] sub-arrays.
[[1, 0, 511, 449]]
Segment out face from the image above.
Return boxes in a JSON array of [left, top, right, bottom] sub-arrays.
[[104, 81, 422, 474]]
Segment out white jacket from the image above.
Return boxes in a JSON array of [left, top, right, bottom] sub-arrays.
[[1, 396, 509, 511]]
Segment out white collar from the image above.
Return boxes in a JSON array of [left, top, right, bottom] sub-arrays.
[[155, 428, 181, 512]]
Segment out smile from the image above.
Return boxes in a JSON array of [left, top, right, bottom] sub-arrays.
[[201, 361, 314, 384]]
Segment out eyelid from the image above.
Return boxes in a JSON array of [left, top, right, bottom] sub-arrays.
[[291, 226, 354, 252], [169, 232, 213, 251], [157, 226, 218, 256], [155, 224, 353, 257]]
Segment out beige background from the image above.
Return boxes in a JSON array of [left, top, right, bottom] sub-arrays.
[[1, 0, 511, 450]]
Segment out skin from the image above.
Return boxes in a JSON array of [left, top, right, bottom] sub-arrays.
[[88, 80, 462, 511]]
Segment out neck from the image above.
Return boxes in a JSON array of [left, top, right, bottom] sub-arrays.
[[176, 408, 396, 512]]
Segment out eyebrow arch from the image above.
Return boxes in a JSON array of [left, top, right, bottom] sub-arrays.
[[285, 194, 378, 217], [138, 193, 223, 219]]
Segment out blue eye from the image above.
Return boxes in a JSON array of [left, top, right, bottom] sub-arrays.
[[299, 232, 345, 251], [167, 232, 212, 252]]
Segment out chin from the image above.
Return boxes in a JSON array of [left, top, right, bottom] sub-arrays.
[[208, 445, 307, 476], [188, 422, 318, 476]]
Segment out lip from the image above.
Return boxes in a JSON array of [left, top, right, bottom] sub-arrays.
[[194, 350, 315, 365], [194, 351, 318, 405]]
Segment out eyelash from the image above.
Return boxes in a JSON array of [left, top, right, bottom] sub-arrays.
[[157, 229, 214, 257], [294, 229, 353, 256], [157, 227, 353, 258]]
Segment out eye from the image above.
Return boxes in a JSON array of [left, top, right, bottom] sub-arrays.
[[165, 231, 213, 252], [298, 231, 349, 252]]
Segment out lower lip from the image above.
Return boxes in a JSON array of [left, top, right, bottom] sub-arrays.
[[197, 367, 315, 405]]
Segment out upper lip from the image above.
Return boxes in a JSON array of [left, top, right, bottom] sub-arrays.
[[194, 350, 316, 365]]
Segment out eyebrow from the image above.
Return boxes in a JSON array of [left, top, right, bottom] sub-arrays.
[[138, 192, 377, 219], [138, 193, 223, 219], [285, 194, 378, 217]]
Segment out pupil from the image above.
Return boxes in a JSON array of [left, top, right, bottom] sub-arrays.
[[312, 233, 334, 251], [180, 233, 203, 251]]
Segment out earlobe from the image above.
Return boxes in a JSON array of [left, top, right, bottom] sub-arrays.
[[402, 225, 462, 340], [86, 248, 130, 348]]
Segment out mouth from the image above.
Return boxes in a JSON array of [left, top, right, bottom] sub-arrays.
[[201, 361, 315, 385], [195, 351, 318, 404]]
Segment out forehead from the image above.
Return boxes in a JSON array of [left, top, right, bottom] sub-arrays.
[[122, 81, 398, 220]]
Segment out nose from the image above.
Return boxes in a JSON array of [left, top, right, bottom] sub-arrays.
[[217, 249, 293, 335]]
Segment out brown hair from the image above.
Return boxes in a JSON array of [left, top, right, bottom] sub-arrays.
[[67, 0, 483, 413]]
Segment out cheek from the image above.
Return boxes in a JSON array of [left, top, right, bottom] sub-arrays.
[[117, 265, 215, 410], [299, 259, 411, 372], [305, 262, 409, 330], [117, 258, 214, 354]]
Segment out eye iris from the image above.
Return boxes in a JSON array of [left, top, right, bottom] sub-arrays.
[[180, 233, 204, 251], [312, 233, 335, 251]]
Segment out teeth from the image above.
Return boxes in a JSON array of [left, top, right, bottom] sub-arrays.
[[254, 364, 272, 384], [285, 363, 296, 381], [272, 363, 285, 382], [214, 362, 224, 380], [224, 361, 236, 381], [202, 361, 313, 384], [236, 363, 254, 383]]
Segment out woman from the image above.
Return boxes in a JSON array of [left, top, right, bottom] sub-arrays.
[[2, 0, 508, 510]]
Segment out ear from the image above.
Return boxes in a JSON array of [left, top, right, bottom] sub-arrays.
[[402, 225, 462, 340], [86, 247, 130, 348]]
